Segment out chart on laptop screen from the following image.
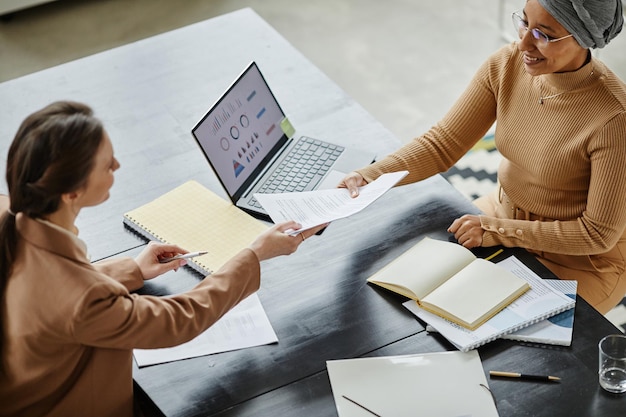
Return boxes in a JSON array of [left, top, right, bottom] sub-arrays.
[[193, 64, 285, 196]]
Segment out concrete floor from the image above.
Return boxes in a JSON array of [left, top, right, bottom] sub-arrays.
[[3, 0, 624, 144]]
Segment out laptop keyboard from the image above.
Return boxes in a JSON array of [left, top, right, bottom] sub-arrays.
[[250, 136, 344, 208]]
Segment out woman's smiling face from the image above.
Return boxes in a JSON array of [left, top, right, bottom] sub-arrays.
[[516, 0, 589, 76]]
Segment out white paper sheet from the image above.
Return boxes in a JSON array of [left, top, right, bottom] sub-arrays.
[[254, 171, 408, 234], [133, 293, 278, 367], [327, 351, 499, 417]]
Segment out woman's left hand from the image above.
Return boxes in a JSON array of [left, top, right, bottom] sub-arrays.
[[447, 214, 484, 249], [135, 241, 188, 280]]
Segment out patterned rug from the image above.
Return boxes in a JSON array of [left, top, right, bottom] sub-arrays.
[[440, 135, 626, 332]]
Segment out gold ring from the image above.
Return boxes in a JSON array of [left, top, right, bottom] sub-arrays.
[[300, 233, 305, 241]]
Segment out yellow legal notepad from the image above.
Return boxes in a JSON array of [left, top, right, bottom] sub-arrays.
[[123, 180, 268, 276]]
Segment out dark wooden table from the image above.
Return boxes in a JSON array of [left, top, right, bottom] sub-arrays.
[[131, 175, 625, 417], [1, 8, 624, 417]]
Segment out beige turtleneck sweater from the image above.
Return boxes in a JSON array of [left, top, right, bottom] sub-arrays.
[[358, 42, 626, 256]]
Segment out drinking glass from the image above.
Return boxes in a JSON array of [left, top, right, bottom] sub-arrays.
[[599, 334, 626, 393]]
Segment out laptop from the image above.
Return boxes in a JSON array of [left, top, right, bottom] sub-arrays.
[[191, 61, 376, 220]]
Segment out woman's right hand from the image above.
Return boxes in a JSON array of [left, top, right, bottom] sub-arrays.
[[337, 171, 368, 198], [248, 220, 327, 261]]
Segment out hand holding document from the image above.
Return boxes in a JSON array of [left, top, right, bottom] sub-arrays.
[[254, 171, 408, 234]]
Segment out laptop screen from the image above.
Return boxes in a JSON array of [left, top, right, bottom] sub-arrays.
[[192, 62, 288, 198]]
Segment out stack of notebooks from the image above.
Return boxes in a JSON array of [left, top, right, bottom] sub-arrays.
[[123, 180, 268, 276], [367, 237, 576, 351]]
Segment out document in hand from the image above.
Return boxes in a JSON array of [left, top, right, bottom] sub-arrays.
[[253, 171, 408, 234], [326, 350, 499, 417], [367, 237, 530, 330], [405, 255, 575, 352]]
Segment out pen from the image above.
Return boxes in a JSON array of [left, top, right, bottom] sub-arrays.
[[489, 371, 561, 382], [484, 248, 504, 261], [159, 251, 208, 263], [341, 395, 381, 417]]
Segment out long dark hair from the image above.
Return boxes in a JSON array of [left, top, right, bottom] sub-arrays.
[[0, 101, 104, 368]]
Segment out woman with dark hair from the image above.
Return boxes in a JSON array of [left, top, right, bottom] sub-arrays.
[[0, 101, 324, 416], [340, 0, 626, 314]]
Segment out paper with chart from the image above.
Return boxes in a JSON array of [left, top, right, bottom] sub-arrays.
[[254, 171, 408, 234], [133, 294, 277, 367], [502, 279, 577, 346], [426, 279, 577, 346], [404, 255, 575, 351]]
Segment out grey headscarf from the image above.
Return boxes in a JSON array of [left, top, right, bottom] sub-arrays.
[[537, 0, 623, 48]]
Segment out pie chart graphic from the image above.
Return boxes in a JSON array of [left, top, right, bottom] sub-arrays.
[[230, 126, 240, 140]]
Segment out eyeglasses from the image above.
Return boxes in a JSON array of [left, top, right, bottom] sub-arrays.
[[512, 12, 574, 47]]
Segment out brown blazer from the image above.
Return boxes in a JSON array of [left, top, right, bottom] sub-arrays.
[[0, 196, 260, 417]]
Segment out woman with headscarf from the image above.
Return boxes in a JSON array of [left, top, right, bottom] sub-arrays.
[[340, 0, 626, 314]]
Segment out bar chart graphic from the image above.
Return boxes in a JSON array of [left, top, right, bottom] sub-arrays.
[[211, 99, 243, 136]]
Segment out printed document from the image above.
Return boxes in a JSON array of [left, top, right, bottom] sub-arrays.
[[133, 294, 277, 367], [501, 279, 576, 346], [254, 171, 408, 234]]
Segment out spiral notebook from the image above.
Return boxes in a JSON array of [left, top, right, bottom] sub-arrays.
[[501, 279, 576, 346], [123, 180, 268, 276]]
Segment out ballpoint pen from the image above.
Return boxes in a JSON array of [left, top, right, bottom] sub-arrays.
[[159, 251, 208, 263], [489, 370, 561, 382]]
